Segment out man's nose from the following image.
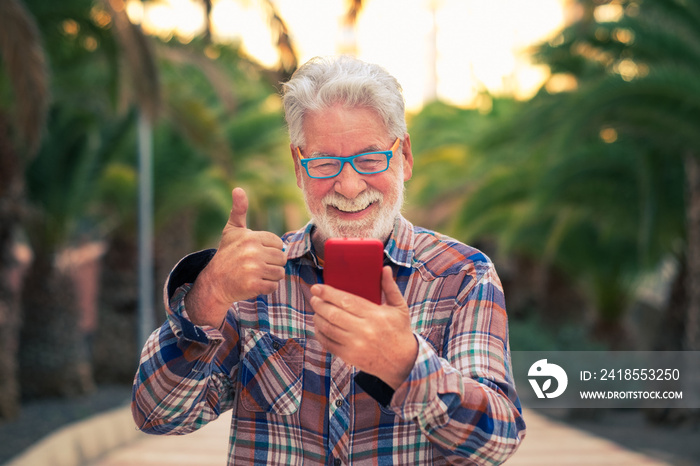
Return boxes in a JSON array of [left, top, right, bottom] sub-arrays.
[[333, 162, 367, 199]]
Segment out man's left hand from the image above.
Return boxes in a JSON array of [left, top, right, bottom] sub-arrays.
[[310, 266, 418, 390]]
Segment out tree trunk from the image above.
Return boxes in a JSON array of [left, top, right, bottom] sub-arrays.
[[0, 114, 25, 419], [93, 232, 140, 384], [653, 260, 686, 351], [18, 247, 95, 399], [685, 153, 700, 351], [0, 229, 23, 420]]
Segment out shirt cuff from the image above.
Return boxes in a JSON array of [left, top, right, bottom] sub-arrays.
[[389, 334, 462, 424], [164, 249, 223, 345], [167, 284, 224, 344], [166, 249, 216, 299], [354, 371, 395, 406]]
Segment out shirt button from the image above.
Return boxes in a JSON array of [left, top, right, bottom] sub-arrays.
[[335, 399, 343, 408], [272, 341, 280, 350], [334, 459, 342, 466]]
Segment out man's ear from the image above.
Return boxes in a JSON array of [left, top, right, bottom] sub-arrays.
[[401, 133, 414, 182], [291, 144, 303, 189]]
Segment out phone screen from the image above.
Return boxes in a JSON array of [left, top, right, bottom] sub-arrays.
[[323, 238, 383, 304]]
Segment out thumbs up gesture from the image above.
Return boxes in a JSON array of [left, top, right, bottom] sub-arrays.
[[184, 188, 287, 327]]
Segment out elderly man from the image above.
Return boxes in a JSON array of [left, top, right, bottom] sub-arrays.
[[132, 56, 526, 465]]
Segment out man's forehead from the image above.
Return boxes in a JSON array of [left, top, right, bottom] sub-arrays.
[[300, 105, 392, 153], [303, 105, 386, 131], [308, 143, 385, 157]]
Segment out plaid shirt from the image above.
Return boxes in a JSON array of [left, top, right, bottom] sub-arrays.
[[132, 216, 526, 465]]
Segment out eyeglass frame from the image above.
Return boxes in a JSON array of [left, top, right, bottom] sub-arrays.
[[295, 138, 401, 179]]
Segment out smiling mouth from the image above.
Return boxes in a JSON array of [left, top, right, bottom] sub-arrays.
[[331, 201, 376, 214], [323, 189, 383, 215]]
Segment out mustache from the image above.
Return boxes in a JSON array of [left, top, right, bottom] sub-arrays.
[[322, 189, 384, 212]]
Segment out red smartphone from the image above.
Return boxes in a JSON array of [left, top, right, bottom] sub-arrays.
[[323, 238, 384, 304]]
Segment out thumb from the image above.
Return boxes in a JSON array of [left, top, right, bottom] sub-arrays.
[[381, 266, 404, 307], [227, 187, 248, 229]]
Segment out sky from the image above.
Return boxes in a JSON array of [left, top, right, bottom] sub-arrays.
[[126, 0, 569, 111]]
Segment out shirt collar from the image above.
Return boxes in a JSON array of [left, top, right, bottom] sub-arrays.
[[383, 215, 414, 268], [284, 221, 316, 262], [283, 216, 415, 269]]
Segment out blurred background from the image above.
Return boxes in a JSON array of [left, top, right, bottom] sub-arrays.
[[1, 0, 699, 464]]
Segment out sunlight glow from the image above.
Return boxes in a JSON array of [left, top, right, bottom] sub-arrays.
[[600, 127, 618, 143], [127, 0, 568, 111], [594, 3, 625, 23], [210, 0, 280, 65]]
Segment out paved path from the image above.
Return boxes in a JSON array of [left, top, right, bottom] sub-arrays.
[[89, 411, 231, 466], [83, 408, 672, 466], [505, 409, 672, 466]]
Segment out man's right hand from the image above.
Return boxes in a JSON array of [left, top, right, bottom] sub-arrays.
[[184, 187, 287, 328]]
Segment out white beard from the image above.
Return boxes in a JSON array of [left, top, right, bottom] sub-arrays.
[[302, 174, 405, 243]]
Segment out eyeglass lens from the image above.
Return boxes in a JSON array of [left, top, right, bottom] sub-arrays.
[[306, 153, 389, 177]]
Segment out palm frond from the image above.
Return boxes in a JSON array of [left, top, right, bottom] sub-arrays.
[[0, 0, 50, 156], [101, 0, 160, 121], [260, 0, 297, 79]]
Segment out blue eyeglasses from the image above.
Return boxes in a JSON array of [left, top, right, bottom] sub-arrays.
[[296, 138, 400, 179]]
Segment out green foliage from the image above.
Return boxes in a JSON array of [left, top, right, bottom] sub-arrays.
[[407, 99, 518, 231], [27, 0, 121, 110], [409, 0, 696, 336], [25, 107, 135, 247], [21, 0, 127, 248], [19, 1, 300, 253], [509, 316, 607, 351], [3, 0, 303, 404]]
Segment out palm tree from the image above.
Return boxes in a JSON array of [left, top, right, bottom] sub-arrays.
[[461, 116, 682, 346], [19, 90, 134, 399], [409, 0, 698, 349], [0, 0, 49, 418], [528, 0, 700, 349], [5, 0, 306, 398], [11, 0, 156, 399], [91, 35, 303, 382], [195, 0, 298, 79], [487, 0, 696, 348]]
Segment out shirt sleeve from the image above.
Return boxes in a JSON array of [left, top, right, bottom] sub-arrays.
[[131, 249, 239, 435], [388, 262, 527, 465]]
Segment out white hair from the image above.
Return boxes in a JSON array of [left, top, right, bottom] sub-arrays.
[[282, 56, 407, 148]]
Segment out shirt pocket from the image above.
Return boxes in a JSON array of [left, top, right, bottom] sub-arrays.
[[239, 329, 304, 415]]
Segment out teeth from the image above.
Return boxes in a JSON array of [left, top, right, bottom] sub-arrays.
[[335, 203, 371, 213], [324, 190, 383, 214]]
